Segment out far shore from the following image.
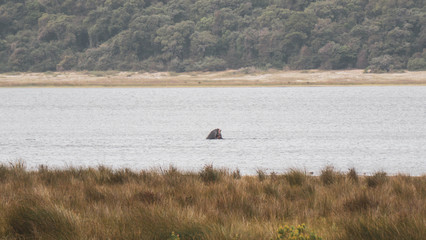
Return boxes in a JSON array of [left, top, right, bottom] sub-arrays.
[[1, 69, 426, 87]]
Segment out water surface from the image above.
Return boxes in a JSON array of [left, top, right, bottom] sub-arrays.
[[0, 86, 425, 175]]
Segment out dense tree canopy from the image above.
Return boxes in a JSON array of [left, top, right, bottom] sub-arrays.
[[0, 0, 425, 72]]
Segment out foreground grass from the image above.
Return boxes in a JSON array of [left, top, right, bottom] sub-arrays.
[[0, 163, 424, 240]]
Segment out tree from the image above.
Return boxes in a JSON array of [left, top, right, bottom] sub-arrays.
[[129, 14, 171, 60], [190, 31, 218, 58], [0, 0, 424, 72], [368, 55, 393, 72], [155, 20, 195, 61]]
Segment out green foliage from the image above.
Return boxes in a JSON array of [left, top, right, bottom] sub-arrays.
[[407, 57, 426, 71], [0, 0, 425, 72], [368, 55, 394, 73], [169, 232, 181, 240], [273, 223, 322, 240], [193, 57, 227, 71]]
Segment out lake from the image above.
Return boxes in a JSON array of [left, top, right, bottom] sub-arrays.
[[0, 86, 425, 175]]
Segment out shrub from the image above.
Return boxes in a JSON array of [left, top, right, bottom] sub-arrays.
[[407, 57, 426, 71], [368, 55, 393, 72], [195, 57, 227, 71], [56, 54, 77, 71], [169, 58, 189, 72], [274, 223, 322, 240], [169, 232, 181, 240]]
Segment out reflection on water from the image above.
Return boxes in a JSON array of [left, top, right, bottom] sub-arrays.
[[0, 86, 425, 175]]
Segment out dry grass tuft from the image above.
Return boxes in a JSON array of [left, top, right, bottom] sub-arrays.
[[347, 168, 359, 183], [320, 166, 342, 185], [199, 164, 223, 184], [6, 195, 79, 240], [366, 171, 388, 188], [343, 191, 378, 212], [284, 169, 307, 186], [338, 215, 426, 240]]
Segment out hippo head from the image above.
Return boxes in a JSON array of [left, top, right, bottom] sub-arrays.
[[206, 128, 223, 139]]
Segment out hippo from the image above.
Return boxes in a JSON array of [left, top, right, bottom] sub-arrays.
[[206, 128, 223, 139]]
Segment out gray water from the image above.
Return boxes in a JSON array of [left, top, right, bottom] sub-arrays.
[[0, 86, 425, 175]]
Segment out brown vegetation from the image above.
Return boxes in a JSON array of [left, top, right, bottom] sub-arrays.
[[1, 70, 426, 87], [0, 162, 425, 239]]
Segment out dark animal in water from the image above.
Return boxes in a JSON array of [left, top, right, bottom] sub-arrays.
[[206, 129, 223, 139]]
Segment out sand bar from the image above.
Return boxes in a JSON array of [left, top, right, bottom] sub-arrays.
[[1, 69, 426, 87]]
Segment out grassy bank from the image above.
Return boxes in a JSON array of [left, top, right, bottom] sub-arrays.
[[1, 69, 426, 87], [0, 163, 425, 240]]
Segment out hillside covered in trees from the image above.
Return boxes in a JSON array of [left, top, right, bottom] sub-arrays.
[[0, 0, 425, 73]]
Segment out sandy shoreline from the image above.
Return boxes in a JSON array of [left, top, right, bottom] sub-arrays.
[[1, 69, 426, 87]]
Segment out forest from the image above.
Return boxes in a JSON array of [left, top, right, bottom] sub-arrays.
[[0, 0, 425, 73]]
